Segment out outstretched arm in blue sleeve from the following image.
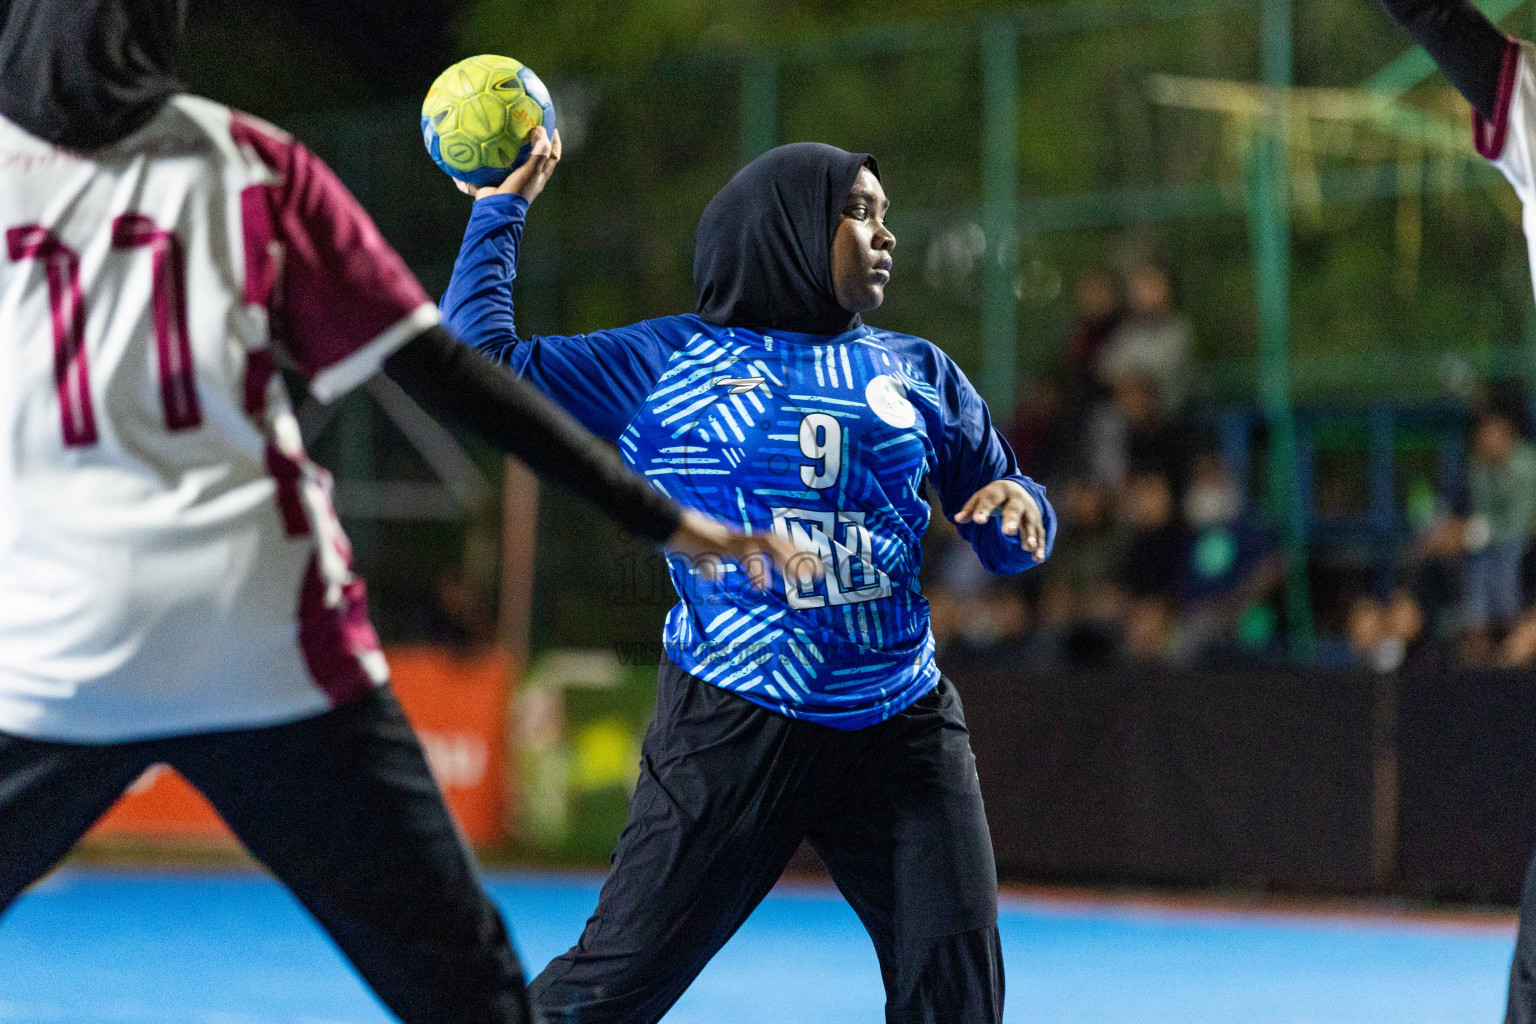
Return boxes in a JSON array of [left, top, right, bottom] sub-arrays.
[[930, 355, 1057, 574], [441, 192, 679, 441]]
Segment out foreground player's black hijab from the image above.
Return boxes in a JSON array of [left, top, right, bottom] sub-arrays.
[[694, 142, 879, 336], [0, 0, 186, 150]]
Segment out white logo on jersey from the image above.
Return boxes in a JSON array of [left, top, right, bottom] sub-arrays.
[[712, 375, 766, 394], [865, 374, 916, 429], [771, 507, 892, 609]]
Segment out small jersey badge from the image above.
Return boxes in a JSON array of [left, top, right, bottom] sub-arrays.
[[866, 374, 916, 428]]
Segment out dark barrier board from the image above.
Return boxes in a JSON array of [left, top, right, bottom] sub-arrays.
[[1398, 670, 1536, 903], [953, 663, 1381, 893]]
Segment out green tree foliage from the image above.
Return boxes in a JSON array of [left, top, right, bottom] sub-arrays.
[[455, 0, 1536, 399]]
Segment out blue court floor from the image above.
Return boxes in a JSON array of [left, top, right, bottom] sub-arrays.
[[0, 869, 1517, 1023]]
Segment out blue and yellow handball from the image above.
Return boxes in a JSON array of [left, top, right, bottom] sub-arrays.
[[421, 55, 556, 187]]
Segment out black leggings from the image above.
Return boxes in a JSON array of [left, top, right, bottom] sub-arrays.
[[530, 655, 1004, 1024], [0, 689, 530, 1024], [1509, 846, 1536, 1023]]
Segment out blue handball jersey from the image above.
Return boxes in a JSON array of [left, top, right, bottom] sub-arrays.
[[443, 193, 1055, 729]]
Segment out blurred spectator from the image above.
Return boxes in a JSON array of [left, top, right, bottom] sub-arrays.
[[1347, 590, 1427, 673], [1168, 452, 1283, 664], [1462, 397, 1536, 642], [1419, 387, 1536, 664], [1038, 476, 1127, 665], [1116, 467, 1188, 662], [1005, 372, 1071, 484], [1097, 263, 1196, 414], [1087, 371, 1187, 494], [927, 536, 1038, 659], [1063, 271, 1123, 428], [1385, 591, 1428, 668], [1404, 507, 1464, 651], [1501, 604, 1536, 667], [1123, 599, 1172, 664]]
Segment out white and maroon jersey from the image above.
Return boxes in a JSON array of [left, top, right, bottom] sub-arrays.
[[1477, 39, 1536, 300], [0, 95, 439, 742]]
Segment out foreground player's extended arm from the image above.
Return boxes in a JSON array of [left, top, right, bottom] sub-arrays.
[[383, 327, 680, 542], [238, 115, 809, 571], [233, 116, 678, 543], [928, 354, 1057, 574], [1378, 0, 1508, 119], [441, 193, 675, 441], [1378, 3, 1536, 244]]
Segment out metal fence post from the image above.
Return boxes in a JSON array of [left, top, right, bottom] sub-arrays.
[[1250, 0, 1315, 659], [981, 20, 1021, 415]]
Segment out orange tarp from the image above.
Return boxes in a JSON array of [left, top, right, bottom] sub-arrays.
[[86, 647, 511, 847]]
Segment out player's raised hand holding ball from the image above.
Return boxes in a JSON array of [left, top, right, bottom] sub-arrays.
[[420, 54, 561, 200], [460, 124, 560, 201]]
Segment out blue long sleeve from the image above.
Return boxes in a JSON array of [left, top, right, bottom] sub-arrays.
[[441, 193, 529, 362], [441, 194, 681, 441], [928, 351, 1056, 574]]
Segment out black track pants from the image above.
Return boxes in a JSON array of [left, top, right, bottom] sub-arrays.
[[1509, 844, 1536, 1024], [530, 655, 1003, 1024], [0, 688, 530, 1024]]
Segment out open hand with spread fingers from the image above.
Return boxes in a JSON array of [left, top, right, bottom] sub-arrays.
[[953, 479, 1048, 562]]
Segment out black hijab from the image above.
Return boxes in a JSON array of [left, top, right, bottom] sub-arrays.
[[0, 0, 186, 151], [694, 142, 879, 337]]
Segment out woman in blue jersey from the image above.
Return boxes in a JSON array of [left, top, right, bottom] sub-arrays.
[[444, 128, 1055, 1024]]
